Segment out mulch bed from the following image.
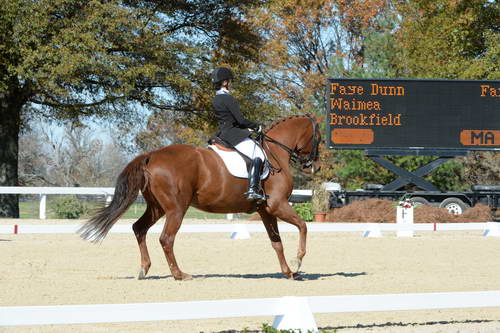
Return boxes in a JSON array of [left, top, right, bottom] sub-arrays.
[[326, 198, 494, 223]]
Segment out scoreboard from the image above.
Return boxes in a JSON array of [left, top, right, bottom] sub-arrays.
[[326, 79, 500, 151]]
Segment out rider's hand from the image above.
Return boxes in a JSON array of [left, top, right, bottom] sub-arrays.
[[252, 124, 263, 133]]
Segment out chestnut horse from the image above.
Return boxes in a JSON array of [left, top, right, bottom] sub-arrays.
[[79, 114, 321, 280]]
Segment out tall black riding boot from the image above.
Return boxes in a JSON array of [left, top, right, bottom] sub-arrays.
[[245, 158, 266, 202]]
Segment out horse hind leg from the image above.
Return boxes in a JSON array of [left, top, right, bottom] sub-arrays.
[[148, 174, 192, 281], [158, 205, 192, 281], [132, 205, 164, 280]]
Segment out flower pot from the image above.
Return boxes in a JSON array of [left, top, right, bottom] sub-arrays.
[[313, 213, 327, 222]]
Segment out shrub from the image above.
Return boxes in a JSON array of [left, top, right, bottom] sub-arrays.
[[293, 202, 313, 222], [311, 182, 330, 213], [53, 195, 87, 219]]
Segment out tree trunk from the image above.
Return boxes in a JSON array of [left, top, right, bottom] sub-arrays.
[[0, 92, 22, 218]]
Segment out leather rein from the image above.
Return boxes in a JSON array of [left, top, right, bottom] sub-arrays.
[[258, 114, 320, 173]]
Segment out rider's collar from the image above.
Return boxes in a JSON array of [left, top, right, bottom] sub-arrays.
[[216, 88, 230, 95]]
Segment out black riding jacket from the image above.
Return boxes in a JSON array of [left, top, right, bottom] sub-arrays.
[[212, 91, 258, 146]]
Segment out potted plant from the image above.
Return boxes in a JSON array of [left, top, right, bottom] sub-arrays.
[[311, 182, 330, 222]]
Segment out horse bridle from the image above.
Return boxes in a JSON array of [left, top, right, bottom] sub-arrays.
[[260, 114, 320, 172]]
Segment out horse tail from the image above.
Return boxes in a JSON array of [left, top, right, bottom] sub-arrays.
[[78, 154, 149, 242]]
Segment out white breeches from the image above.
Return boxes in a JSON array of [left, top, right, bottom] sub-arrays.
[[234, 138, 265, 161]]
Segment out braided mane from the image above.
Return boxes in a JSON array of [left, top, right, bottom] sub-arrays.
[[264, 114, 311, 134]]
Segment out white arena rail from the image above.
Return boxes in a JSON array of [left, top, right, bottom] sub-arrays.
[[0, 186, 115, 220], [1, 222, 499, 238], [0, 186, 311, 220], [1, 291, 500, 331]]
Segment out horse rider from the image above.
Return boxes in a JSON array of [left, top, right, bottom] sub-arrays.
[[211, 66, 266, 202]]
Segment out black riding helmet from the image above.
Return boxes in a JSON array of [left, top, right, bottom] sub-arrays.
[[212, 67, 233, 84]]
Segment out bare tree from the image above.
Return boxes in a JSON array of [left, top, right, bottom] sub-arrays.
[[19, 123, 128, 187], [18, 127, 50, 186]]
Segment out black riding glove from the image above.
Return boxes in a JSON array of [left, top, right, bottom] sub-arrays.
[[251, 123, 263, 133]]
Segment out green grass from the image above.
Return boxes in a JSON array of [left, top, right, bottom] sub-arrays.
[[18, 200, 236, 220]]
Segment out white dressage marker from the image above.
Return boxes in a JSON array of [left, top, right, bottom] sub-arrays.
[[396, 206, 414, 237], [483, 222, 500, 237], [362, 223, 382, 238], [230, 224, 251, 239], [272, 296, 317, 332]]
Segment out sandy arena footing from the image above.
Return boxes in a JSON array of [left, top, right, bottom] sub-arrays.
[[1, 218, 500, 332]]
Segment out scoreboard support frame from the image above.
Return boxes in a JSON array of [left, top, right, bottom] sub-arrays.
[[364, 149, 469, 192]]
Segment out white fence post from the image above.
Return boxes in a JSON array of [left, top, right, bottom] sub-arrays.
[[39, 194, 47, 220]]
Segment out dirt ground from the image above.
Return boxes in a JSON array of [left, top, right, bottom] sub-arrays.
[[1, 218, 500, 333]]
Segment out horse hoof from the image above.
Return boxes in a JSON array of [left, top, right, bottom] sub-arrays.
[[290, 258, 302, 273], [289, 272, 303, 281], [181, 273, 193, 281], [138, 269, 147, 280], [174, 273, 193, 281]]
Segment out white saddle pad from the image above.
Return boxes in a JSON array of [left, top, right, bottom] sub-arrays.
[[208, 145, 269, 179]]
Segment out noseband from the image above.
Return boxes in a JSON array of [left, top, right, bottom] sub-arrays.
[[261, 114, 320, 171]]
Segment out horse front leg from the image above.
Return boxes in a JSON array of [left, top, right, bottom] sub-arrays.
[[258, 208, 299, 279], [264, 200, 307, 273]]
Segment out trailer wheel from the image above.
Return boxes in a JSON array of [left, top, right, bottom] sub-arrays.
[[410, 197, 430, 207], [439, 198, 470, 215]]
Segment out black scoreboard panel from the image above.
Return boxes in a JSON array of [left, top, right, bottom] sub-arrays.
[[326, 79, 500, 151]]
